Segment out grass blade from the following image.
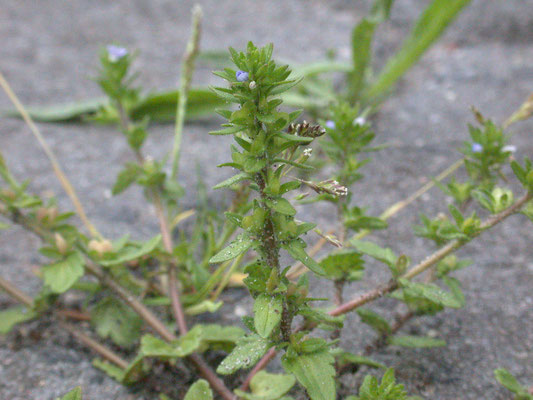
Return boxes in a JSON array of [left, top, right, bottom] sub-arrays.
[[364, 0, 471, 101]]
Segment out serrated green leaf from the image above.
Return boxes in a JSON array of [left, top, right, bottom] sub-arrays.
[[91, 297, 143, 347], [184, 379, 213, 400], [319, 250, 364, 281], [282, 348, 336, 400], [0, 306, 36, 334], [234, 371, 296, 400], [388, 335, 446, 348], [253, 294, 283, 338], [398, 279, 463, 309], [43, 251, 85, 294], [188, 323, 245, 353], [213, 172, 249, 190], [209, 232, 253, 263], [57, 387, 82, 400], [356, 308, 391, 335], [217, 334, 270, 375]]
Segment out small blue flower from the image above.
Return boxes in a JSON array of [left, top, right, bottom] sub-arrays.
[[236, 70, 249, 82], [325, 120, 336, 129], [471, 143, 483, 153], [107, 45, 128, 62]]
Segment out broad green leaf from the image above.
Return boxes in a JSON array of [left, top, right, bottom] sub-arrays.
[[356, 308, 391, 335], [271, 198, 296, 216], [351, 240, 396, 268], [388, 335, 446, 348], [217, 334, 270, 375], [319, 250, 364, 281], [442, 277, 465, 307], [213, 172, 249, 190], [0, 306, 36, 334], [283, 239, 325, 276], [99, 235, 161, 267], [398, 279, 463, 309], [43, 251, 85, 294], [188, 324, 245, 353], [494, 368, 532, 397], [209, 232, 253, 263], [253, 294, 283, 338], [57, 387, 82, 400], [282, 348, 336, 400], [234, 370, 296, 400], [112, 164, 140, 195], [364, 0, 471, 100], [184, 379, 213, 400], [0, 221, 10, 229], [140, 334, 199, 358], [91, 297, 143, 347]]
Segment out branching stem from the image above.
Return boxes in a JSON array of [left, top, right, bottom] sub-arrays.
[[242, 191, 532, 386]]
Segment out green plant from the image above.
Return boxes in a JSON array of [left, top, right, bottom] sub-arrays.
[[1, 8, 532, 400]]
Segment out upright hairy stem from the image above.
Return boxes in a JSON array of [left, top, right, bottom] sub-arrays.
[[256, 169, 293, 342]]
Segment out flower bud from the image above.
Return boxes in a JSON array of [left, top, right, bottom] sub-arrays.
[[236, 70, 249, 82], [54, 233, 69, 255], [107, 45, 128, 62], [88, 239, 113, 257], [471, 143, 483, 153], [47, 206, 58, 223], [249, 81, 257, 89]]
